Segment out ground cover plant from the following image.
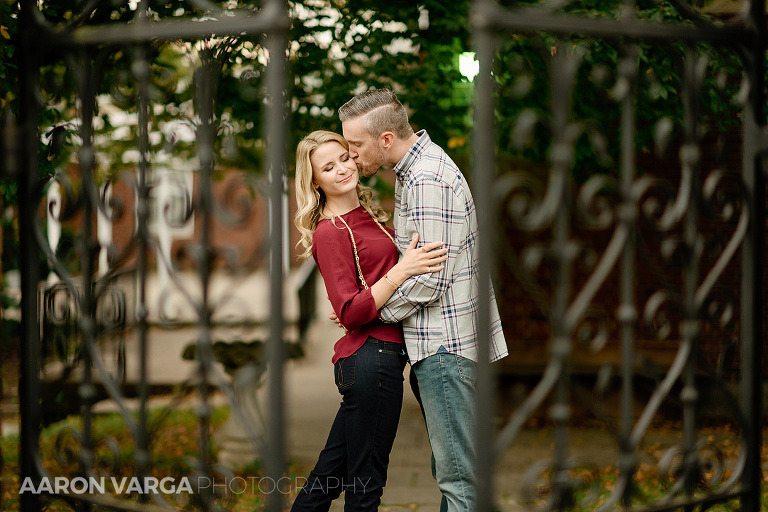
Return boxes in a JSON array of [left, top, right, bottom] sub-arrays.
[[2, 407, 766, 511]]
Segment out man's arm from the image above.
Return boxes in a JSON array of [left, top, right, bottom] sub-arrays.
[[380, 176, 466, 323]]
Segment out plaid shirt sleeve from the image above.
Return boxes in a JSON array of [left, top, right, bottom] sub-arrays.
[[379, 175, 466, 323]]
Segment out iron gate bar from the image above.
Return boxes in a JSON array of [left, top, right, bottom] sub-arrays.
[[550, 43, 577, 511], [195, 46, 217, 509], [75, 44, 97, 491], [263, 2, 290, 509], [681, 42, 702, 502], [47, 8, 284, 46], [617, 43, 638, 510], [740, 0, 766, 509], [472, 0, 497, 510], [474, 3, 755, 44], [134, 7, 151, 492], [18, 0, 42, 510]]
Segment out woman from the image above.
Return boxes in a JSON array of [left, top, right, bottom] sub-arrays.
[[292, 130, 447, 511]]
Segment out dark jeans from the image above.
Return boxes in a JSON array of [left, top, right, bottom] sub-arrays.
[[291, 337, 407, 512]]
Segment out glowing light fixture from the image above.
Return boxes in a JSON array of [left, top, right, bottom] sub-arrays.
[[459, 52, 479, 81]]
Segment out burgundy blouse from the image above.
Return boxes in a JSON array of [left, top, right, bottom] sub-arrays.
[[312, 205, 405, 363]]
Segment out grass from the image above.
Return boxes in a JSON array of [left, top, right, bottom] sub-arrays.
[[2, 409, 767, 511], [518, 423, 768, 511]]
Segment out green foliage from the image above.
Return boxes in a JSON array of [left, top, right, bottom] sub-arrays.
[[289, 0, 472, 142], [0, 1, 19, 282], [1, 1, 480, 247], [0, 405, 303, 511], [0, 1, 17, 115], [1, 0, 752, 176], [493, 0, 744, 180], [0, 0, 753, 275]]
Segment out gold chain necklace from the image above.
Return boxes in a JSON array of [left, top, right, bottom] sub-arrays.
[[325, 205, 395, 290]]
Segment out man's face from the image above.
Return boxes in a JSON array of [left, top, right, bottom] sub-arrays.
[[342, 116, 385, 178]]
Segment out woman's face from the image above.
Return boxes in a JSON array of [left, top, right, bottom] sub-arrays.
[[310, 141, 359, 202]]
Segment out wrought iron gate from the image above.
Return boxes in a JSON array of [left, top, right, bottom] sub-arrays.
[[472, 0, 764, 510], [4, 0, 765, 510], [12, 1, 290, 511]]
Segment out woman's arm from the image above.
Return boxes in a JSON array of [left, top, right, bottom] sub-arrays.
[[315, 224, 446, 331], [327, 233, 447, 329], [368, 232, 446, 309]]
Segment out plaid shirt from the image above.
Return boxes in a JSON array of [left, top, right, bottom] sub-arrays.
[[380, 130, 508, 364]]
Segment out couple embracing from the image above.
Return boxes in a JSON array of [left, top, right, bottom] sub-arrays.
[[291, 89, 508, 512]]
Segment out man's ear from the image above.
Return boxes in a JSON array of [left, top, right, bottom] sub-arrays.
[[380, 131, 395, 149]]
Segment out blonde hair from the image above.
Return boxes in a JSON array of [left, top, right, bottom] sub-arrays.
[[294, 130, 390, 259]]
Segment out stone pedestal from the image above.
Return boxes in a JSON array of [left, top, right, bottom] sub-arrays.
[[216, 363, 266, 470]]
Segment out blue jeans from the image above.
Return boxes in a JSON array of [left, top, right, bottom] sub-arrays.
[[410, 353, 478, 512], [291, 337, 407, 512]]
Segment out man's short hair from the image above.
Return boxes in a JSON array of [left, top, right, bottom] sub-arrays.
[[338, 88, 414, 140]]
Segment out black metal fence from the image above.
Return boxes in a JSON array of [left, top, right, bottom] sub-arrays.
[[473, 0, 764, 510], [4, 0, 765, 510], [13, 1, 290, 511]]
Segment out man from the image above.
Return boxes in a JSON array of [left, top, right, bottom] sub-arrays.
[[338, 88, 508, 511]]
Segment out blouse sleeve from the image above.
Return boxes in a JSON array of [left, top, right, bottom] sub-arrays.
[[313, 221, 379, 332]]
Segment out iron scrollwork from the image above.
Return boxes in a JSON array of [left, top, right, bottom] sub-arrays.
[[15, 1, 290, 511], [478, 0, 760, 508]]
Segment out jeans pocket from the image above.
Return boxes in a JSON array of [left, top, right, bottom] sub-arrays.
[[456, 355, 477, 386], [334, 354, 356, 389], [378, 343, 406, 357], [376, 346, 407, 377]]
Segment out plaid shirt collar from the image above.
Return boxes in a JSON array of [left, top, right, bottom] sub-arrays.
[[393, 129, 430, 180]]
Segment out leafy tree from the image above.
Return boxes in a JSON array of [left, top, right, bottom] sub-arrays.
[[0, 1, 478, 260], [0, 0, 748, 277], [0, 1, 20, 275], [493, 0, 744, 181], [0, 1, 16, 120], [288, 0, 472, 143]]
